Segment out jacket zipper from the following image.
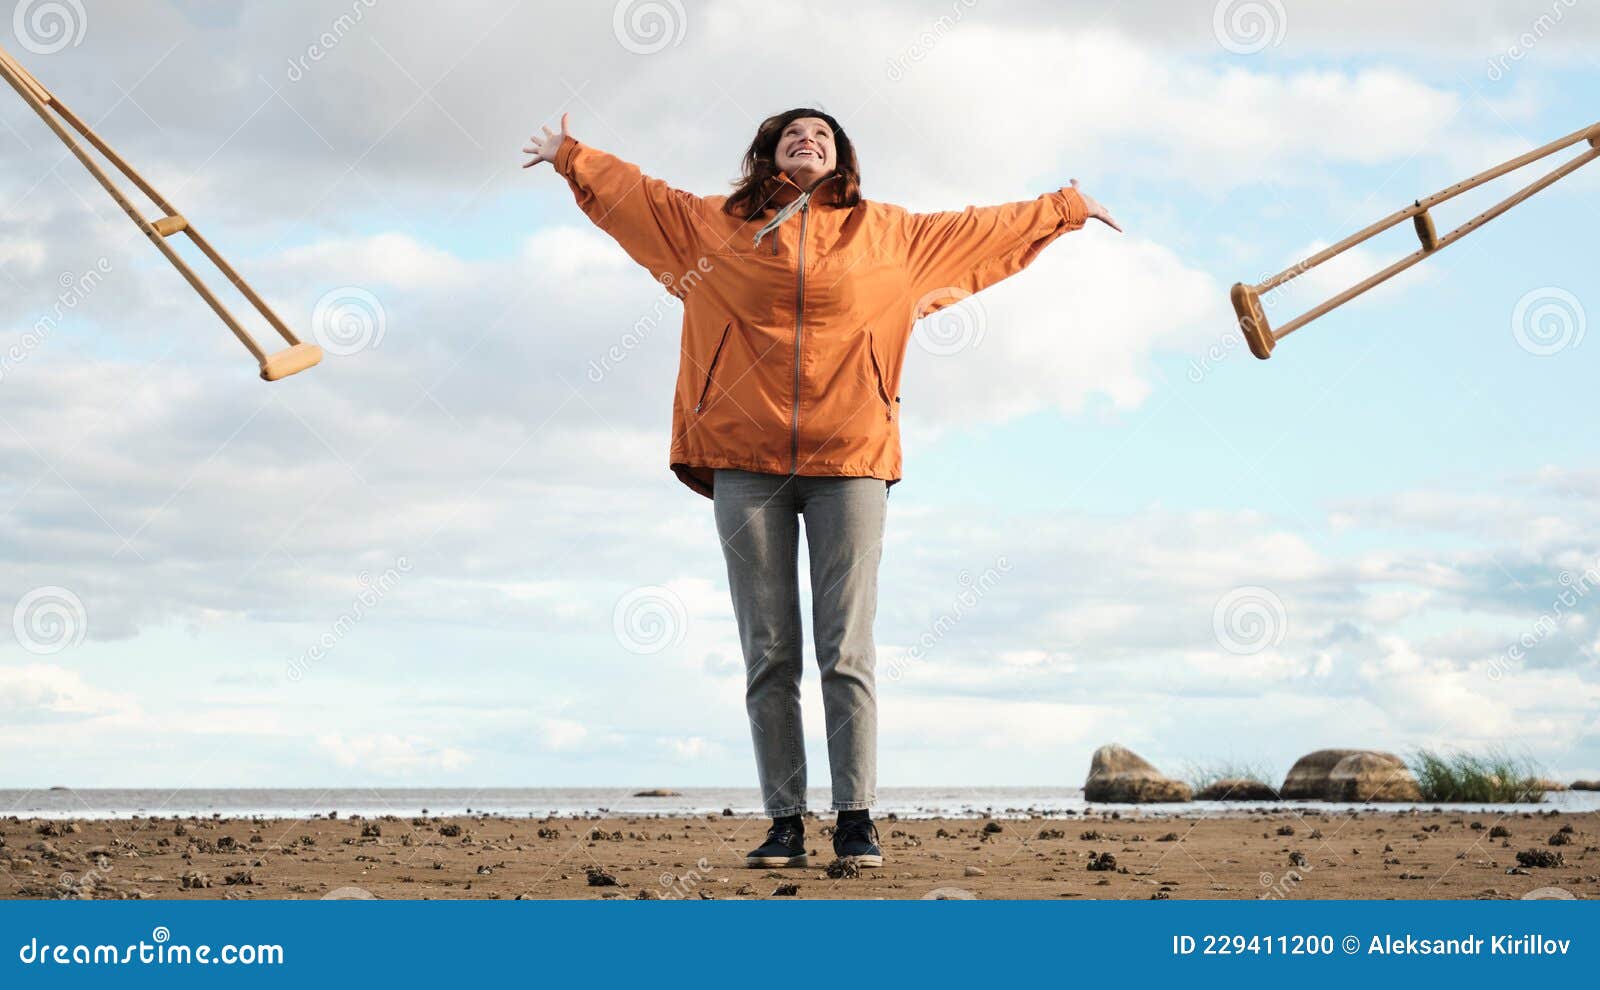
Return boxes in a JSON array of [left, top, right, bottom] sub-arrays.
[[768, 172, 838, 473], [868, 337, 893, 420], [694, 321, 732, 413], [790, 200, 808, 472]]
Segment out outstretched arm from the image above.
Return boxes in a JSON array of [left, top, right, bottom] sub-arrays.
[[523, 113, 707, 287], [900, 179, 1120, 313]]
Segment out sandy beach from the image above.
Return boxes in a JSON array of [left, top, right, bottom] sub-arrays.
[[3, 808, 1594, 900]]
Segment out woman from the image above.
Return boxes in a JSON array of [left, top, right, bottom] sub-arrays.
[[523, 108, 1118, 868]]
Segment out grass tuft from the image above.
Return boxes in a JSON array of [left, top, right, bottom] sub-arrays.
[[1408, 748, 1547, 803]]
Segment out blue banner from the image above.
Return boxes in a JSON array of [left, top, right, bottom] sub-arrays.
[[2, 900, 1595, 985]]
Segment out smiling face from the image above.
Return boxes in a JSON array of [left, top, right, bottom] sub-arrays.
[[774, 116, 836, 186]]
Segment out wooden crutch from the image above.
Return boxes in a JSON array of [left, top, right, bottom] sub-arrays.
[[1231, 121, 1600, 360], [0, 44, 321, 381]]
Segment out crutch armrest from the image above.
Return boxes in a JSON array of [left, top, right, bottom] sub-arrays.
[[260, 342, 323, 381], [1231, 283, 1275, 360]]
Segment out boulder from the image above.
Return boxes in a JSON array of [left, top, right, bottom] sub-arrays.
[[1280, 749, 1365, 799], [1195, 778, 1279, 801], [631, 789, 682, 797], [1281, 749, 1420, 801], [1083, 744, 1193, 803], [1569, 780, 1600, 791], [1326, 752, 1422, 802]]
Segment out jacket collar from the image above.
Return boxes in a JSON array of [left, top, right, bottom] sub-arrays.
[[752, 170, 842, 247], [768, 168, 839, 207]]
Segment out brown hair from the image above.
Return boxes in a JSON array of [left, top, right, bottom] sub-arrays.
[[722, 107, 862, 221]]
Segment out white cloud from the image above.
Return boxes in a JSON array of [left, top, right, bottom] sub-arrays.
[[538, 719, 590, 752], [317, 732, 472, 774]]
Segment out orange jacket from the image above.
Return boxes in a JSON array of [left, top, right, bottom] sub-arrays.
[[553, 136, 1089, 498]]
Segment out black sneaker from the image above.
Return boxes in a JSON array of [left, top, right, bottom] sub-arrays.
[[745, 820, 807, 869], [832, 817, 883, 867]]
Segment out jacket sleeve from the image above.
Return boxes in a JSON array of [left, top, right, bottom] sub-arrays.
[[899, 186, 1089, 315], [552, 135, 707, 286]]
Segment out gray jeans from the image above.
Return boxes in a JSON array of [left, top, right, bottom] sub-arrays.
[[712, 468, 888, 816]]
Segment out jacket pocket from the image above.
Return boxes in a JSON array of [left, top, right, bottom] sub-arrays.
[[694, 321, 733, 413], [866, 329, 893, 420]]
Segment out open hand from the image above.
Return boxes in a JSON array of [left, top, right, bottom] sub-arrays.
[[522, 112, 571, 169], [1070, 178, 1122, 232]]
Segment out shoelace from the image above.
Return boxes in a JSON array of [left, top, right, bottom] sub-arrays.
[[764, 824, 801, 849], [835, 819, 878, 846]]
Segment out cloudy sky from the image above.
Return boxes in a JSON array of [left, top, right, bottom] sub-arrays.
[[2, 0, 1598, 792]]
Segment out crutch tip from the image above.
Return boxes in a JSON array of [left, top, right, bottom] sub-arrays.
[[1230, 283, 1275, 360], [259, 342, 323, 381]]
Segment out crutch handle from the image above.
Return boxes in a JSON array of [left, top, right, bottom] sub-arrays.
[[260, 343, 323, 381], [1230, 283, 1274, 360]]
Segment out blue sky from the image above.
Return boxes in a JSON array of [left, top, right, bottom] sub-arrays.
[[1, 0, 1598, 792]]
